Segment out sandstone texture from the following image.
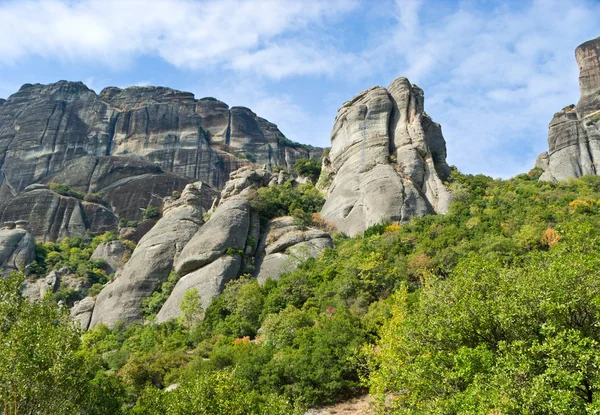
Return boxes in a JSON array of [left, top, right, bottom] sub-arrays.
[[0, 222, 35, 274], [539, 37, 600, 182], [90, 182, 209, 328], [0, 81, 320, 241], [70, 297, 96, 330], [320, 77, 452, 236]]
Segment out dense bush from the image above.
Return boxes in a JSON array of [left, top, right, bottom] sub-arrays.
[[293, 158, 321, 182], [16, 173, 600, 413], [251, 182, 325, 224]]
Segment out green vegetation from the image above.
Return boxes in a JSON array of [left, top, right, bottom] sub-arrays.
[[29, 232, 132, 303], [251, 181, 325, 225], [49, 182, 85, 199], [10, 172, 600, 413], [49, 182, 108, 206], [293, 157, 321, 182], [0, 273, 124, 414], [586, 112, 600, 126], [141, 204, 161, 220]]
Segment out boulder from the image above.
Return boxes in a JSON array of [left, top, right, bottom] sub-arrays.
[[89, 182, 208, 328], [90, 240, 127, 276], [254, 216, 333, 284], [320, 77, 452, 236], [155, 255, 242, 323], [0, 223, 35, 274], [157, 168, 271, 323], [70, 297, 96, 330], [540, 37, 600, 182]]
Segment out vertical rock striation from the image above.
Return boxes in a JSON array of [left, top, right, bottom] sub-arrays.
[[320, 77, 452, 236], [0, 81, 322, 241]]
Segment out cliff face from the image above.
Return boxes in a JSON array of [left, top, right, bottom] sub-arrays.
[[0, 81, 321, 240], [538, 37, 600, 181], [319, 77, 452, 236]]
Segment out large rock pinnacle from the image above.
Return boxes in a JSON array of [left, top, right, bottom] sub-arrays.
[[319, 77, 452, 236], [538, 37, 600, 182]]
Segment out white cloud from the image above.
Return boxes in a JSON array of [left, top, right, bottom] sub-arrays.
[[0, 0, 357, 76], [368, 0, 600, 177]]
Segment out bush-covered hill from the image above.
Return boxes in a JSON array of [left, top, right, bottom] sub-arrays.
[[4, 171, 600, 414]]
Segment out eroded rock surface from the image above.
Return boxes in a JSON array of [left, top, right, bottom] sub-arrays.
[[539, 37, 600, 182], [90, 182, 210, 328], [254, 216, 333, 284], [156, 168, 270, 323], [320, 77, 452, 236], [0, 222, 35, 274], [0, 81, 321, 241], [90, 240, 128, 276]]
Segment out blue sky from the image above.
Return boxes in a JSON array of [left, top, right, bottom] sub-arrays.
[[0, 0, 599, 178]]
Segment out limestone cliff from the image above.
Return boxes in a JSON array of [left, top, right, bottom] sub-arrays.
[[538, 37, 600, 181], [0, 81, 321, 241], [319, 77, 452, 236]]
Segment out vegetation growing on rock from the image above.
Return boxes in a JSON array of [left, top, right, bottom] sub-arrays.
[[7, 172, 600, 413]]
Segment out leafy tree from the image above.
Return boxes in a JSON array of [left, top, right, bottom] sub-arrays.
[[179, 288, 204, 328], [0, 272, 123, 414]]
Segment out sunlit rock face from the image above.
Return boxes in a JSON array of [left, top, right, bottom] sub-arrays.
[[0, 81, 321, 241], [319, 77, 452, 236], [538, 37, 600, 182]]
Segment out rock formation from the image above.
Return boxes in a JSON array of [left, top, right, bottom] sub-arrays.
[[254, 216, 333, 284], [538, 37, 600, 181], [319, 77, 452, 236], [0, 221, 35, 274], [89, 182, 213, 328], [155, 167, 270, 323], [90, 240, 128, 276], [0, 81, 321, 241]]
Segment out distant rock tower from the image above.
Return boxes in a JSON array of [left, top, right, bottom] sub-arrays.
[[538, 37, 600, 181]]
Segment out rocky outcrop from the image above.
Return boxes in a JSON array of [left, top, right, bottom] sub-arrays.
[[320, 77, 452, 236], [21, 266, 90, 302], [155, 167, 270, 323], [0, 186, 118, 242], [254, 216, 333, 284], [89, 182, 211, 328], [539, 37, 600, 182], [70, 297, 96, 329], [0, 81, 320, 241], [0, 221, 35, 274], [90, 240, 128, 276]]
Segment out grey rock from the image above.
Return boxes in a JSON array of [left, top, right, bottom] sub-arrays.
[[320, 77, 452, 236], [175, 167, 270, 275], [39, 268, 65, 298], [70, 297, 96, 330], [175, 194, 251, 276], [0, 188, 118, 242], [0, 80, 321, 243], [535, 152, 550, 171], [0, 226, 35, 274], [89, 183, 207, 328], [155, 254, 242, 323], [90, 240, 127, 276], [254, 216, 333, 284], [541, 37, 600, 182]]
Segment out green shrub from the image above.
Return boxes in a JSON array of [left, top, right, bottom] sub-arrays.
[[141, 204, 161, 220], [293, 158, 321, 182], [49, 182, 85, 199]]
